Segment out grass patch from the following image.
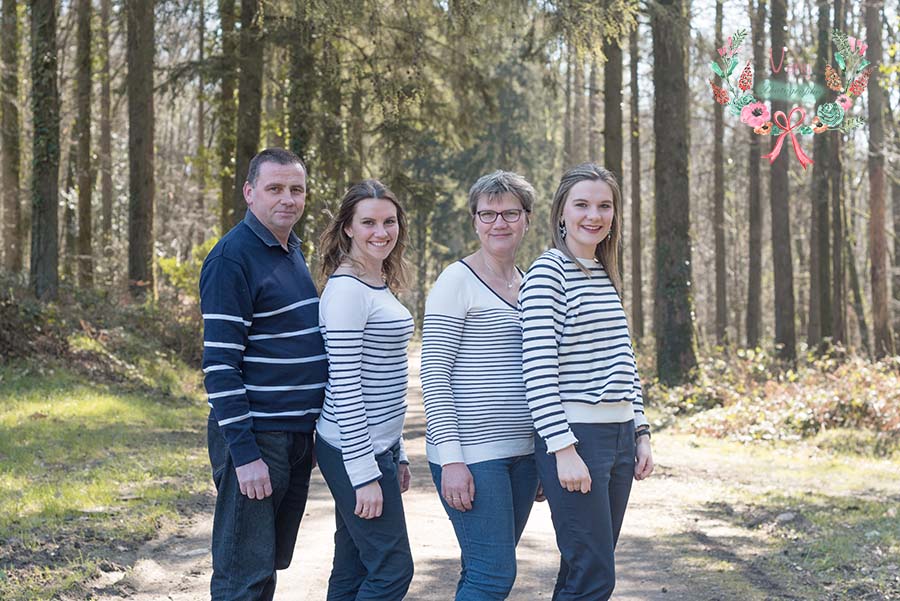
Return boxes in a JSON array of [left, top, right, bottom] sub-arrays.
[[0, 361, 210, 600]]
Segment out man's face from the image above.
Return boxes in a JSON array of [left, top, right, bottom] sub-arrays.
[[244, 161, 306, 242]]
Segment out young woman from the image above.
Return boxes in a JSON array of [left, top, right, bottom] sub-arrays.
[[316, 179, 415, 600], [519, 163, 654, 601], [421, 171, 539, 600]]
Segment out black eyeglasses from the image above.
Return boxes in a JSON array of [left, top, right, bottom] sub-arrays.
[[476, 209, 527, 224]]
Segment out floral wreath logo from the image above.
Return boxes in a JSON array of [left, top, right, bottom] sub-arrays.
[[709, 29, 872, 170]]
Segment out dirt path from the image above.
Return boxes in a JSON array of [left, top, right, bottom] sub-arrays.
[[89, 353, 828, 601]]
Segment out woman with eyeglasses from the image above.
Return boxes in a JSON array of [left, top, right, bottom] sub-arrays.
[[519, 163, 653, 601], [421, 170, 540, 600]]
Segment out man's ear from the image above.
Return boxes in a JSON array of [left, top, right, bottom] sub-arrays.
[[243, 181, 253, 205]]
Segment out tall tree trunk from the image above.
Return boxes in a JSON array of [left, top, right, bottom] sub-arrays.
[[232, 0, 263, 222], [891, 102, 900, 344], [126, 0, 155, 300], [589, 57, 600, 161], [865, 0, 894, 357], [194, 0, 206, 248], [30, 0, 60, 300], [63, 141, 77, 281], [746, 0, 765, 347], [713, 0, 727, 345], [651, 0, 697, 384], [99, 0, 113, 255], [847, 235, 871, 356], [348, 85, 365, 183], [76, 0, 93, 287], [629, 25, 644, 341], [830, 0, 847, 344], [604, 35, 625, 279], [287, 6, 313, 241], [218, 0, 237, 233], [572, 54, 585, 162], [563, 48, 573, 167], [318, 37, 343, 203], [769, 0, 796, 360], [1, 0, 21, 273], [807, 0, 833, 348]]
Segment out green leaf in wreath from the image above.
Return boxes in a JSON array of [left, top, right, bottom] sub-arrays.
[[859, 58, 870, 69], [835, 51, 846, 70], [771, 126, 783, 136], [839, 117, 865, 133], [799, 125, 814, 135], [711, 61, 725, 78], [832, 29, 852, 57], [731, 29, 748, 51], [726, 57, 738, 76]]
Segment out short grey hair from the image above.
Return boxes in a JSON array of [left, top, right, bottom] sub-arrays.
[[466, 170, 536, 215]]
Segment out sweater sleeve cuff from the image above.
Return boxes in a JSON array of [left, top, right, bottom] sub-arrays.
[[633, 411, 649, 430], [544, 431, 579, 454], [436, 441, 466, 466], [230, 437, 263, 468], [346, 455, 383, 489]]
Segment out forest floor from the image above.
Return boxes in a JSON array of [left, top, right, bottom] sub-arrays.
[[62, 352, 900, 601]]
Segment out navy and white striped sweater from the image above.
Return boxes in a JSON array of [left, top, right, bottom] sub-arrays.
[[519, 248, 647, 453], [422, 260, 534, 466], [316, 275, 415, 488], [200, 210, 328, 467]]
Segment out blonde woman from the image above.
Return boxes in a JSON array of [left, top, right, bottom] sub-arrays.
[[519, 163, 653, 601]]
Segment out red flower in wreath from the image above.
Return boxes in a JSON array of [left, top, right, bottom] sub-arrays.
[[710, 80, 729, 105]]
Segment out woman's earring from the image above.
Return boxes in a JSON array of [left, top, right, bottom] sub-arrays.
[[558, 221, 567, 238]]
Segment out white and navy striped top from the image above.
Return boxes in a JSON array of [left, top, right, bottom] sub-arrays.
[[519, 248, 648, 453], [422, 260, 534, 466], [200, 210, 328, 468], [316, 274, 415, 488]]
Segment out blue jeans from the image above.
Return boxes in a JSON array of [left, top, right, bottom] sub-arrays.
[[535, 422, 635, 601], [316, 437, 414, 601], [430, 455, 539, 600], [208, 419, 313, 601]]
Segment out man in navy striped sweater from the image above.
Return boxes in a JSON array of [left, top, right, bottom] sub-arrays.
[[200, 148, 328, 601]]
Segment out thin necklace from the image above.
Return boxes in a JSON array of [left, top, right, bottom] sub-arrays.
[[481, 254, 517, 289]]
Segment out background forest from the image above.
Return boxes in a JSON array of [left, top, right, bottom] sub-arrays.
[[1, 1, 900, 598], [2, 0, 900, 375]]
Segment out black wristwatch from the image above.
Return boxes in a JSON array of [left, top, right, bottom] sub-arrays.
[[635, 427, 651, 441]]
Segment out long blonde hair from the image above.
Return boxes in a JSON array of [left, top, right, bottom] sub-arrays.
[[549, 163, 623, 295], [318, 179, 409, 291]]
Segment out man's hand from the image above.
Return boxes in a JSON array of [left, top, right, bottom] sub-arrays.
[[554, 444, 592, 494], [355, 481, 383, 519], [634, 437, 654, 480], [535, 482, 546, 502], [235, 458, 273, 500], [441, 462, 475, 511], [399, 463, 411, 494]]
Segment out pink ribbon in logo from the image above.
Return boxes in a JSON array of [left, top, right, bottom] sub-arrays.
[[761, 106, 814, 170]]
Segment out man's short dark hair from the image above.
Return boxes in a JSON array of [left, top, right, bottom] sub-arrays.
[[246, 148, 306, 186]]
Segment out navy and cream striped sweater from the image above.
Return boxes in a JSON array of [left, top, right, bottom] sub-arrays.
[[519, 248, 647, 453], [316, 275, 415, 488], [200, 210, 328, 467], [422, 260, 533, 466]]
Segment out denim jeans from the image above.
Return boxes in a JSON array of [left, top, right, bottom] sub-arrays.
[[208, 419, 314, 601], [535, 422, 635, 601], [430, 455, 539, 600], [316, 437, 414, 601]]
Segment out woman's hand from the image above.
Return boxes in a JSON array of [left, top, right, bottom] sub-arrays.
[[634, 437, 654, 480], [398, 463, 411, 493], [441, 462, 475, 511], [555, 445, 592, 493], [535, 482, 546, 502], [355, 481, 383, 519]]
